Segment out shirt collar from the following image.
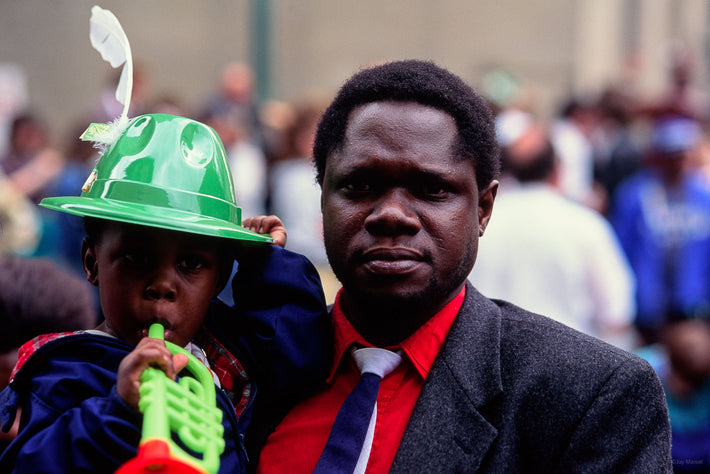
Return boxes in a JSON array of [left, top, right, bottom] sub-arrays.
[[329, 286, 466, 381]]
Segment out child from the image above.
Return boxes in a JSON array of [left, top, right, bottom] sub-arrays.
[[0, 114, 329, 473]]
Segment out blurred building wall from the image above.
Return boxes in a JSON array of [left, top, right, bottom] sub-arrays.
[[1, 0, 708, 148]]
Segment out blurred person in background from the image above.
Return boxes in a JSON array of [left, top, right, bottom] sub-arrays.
[[591, 86, 644, 214], [201, 109, 268, 220], [0, 256, 97, 452], [229, 117, 268, 219], [201, 62, 269, 219], [90, 63, 151, 124], [202, 61, 264, 151], [0, 168, 40, 257], [610, 116, 710, 345], [269, 97, 340, 303], [147, 94, 187, 117], [258, 99, 297, 167], [470, 110, 638, 350], [0, 113, 64, 261], [550, 97, 599, 209], [691, 130, 710, 190], [39, 121, 101, 281], [637, 319, 710, 472], [0, 113, 63, 205], [642, 40, 708, 123], [0, 64, 28, 158]]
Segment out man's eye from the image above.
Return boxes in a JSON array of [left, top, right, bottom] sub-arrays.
[[421, 182, 449, 197], [178, 255, 206, 272], [344, 180, 372, 193]]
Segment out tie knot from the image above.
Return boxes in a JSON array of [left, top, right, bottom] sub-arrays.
[[352, 347, 402, 379]]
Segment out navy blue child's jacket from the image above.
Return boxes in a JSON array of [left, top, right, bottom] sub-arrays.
[[0, 246, 331, 473]]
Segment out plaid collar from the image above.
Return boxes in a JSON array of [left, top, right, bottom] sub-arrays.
[[11, 332, 75, 382], [193, 326, 252, 418]]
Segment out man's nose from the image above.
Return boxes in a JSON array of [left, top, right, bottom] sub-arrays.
[[364, 189, 420, 235], [143, 266, 178, 301]]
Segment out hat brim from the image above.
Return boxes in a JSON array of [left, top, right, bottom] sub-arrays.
[[40, 196, 274, 244]]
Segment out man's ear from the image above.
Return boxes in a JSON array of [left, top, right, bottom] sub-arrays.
[[478, 180, 499, 236], [81, 237, 99, 286]]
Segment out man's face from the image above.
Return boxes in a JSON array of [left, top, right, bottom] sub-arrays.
[[82, 221, 231, 347], [321, 101, 496, 340]]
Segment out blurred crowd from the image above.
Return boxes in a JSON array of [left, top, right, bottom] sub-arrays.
[[3, 52, 710, 467], [470, 46, 710, 470]]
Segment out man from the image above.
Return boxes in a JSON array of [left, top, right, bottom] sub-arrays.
[[257, 60, 671, 472], [611, 116, 710, 345], [470, 111, 638, 350]]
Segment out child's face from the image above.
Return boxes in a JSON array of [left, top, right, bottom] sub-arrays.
[[82, 221, 232, 347]]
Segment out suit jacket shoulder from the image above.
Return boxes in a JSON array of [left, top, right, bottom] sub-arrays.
[[392, 283, 672, 473]]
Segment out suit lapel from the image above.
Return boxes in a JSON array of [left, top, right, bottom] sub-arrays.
[[391, 284, 503, 472]]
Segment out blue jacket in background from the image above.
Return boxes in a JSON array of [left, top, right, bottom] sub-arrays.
[[611, 170, 710, 329]]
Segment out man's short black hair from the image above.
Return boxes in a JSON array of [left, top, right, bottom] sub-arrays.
[[312, 59, 500, 189]]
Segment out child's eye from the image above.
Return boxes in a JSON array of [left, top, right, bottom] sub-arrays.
[[178, 255, 206, 272], [123, 251, 148, 265]]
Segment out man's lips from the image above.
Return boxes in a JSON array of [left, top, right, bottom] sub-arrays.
[[358, 247, 425, 274]]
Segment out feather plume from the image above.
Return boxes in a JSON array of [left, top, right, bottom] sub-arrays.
[[86, 5, 133, 150]]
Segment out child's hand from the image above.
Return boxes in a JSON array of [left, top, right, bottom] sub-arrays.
[[116, 336, 189, 411], [243, 215, 287, 248]]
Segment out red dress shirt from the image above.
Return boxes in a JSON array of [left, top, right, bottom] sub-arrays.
[[257, 286, 465, 473]]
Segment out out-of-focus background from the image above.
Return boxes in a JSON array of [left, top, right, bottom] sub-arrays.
[[2, 0, 709, 145], [4, 1, 710, 466]]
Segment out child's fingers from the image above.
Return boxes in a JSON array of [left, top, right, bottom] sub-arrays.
[[171, 353, 189, 376], [263, 218, 287, 247], [269, 227, 287, 247], [117, 338, 175, 410], [134, 339, 188, 379], [242, 216, 265, 233], [243, 215, 287, 247], [243, 215, 280, 233]]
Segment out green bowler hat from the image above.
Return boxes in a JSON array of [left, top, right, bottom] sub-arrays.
[[40, 114, 273, 243]]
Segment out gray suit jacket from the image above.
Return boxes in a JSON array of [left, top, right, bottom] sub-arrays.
[[390, 283, 672, 473]]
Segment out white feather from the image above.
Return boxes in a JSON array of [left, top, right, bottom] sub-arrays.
[[89, 5, 133, 124], [85, 116, 130, 155]]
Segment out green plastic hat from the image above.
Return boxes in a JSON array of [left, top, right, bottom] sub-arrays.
[[40, 114, 273, 243]]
